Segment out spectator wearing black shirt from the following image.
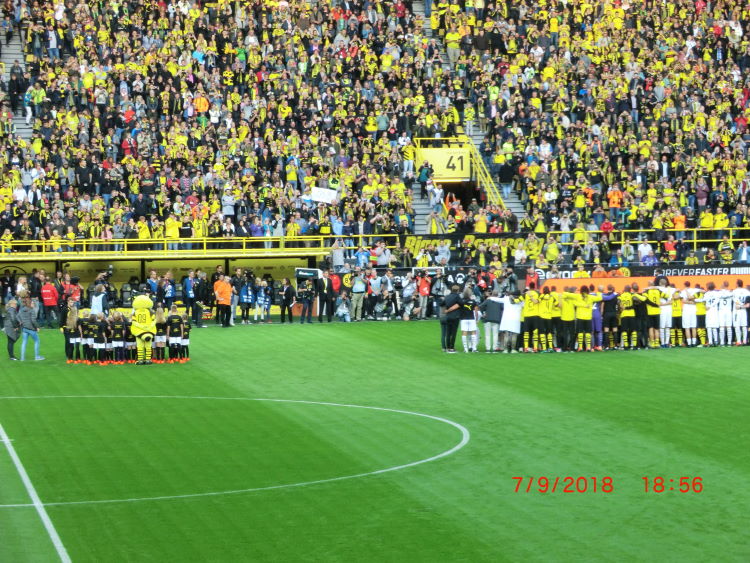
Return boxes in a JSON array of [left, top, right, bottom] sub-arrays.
[[317, 270, 336, 323], [229, 268, 244, 326], [443, 285, 463, 354], [278, 278, 296, 324]]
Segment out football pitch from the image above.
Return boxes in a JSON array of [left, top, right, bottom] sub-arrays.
[[1, 322, 748, 562]]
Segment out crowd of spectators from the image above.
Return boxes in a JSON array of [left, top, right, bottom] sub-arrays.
[[419, 0, 750, 248], [0, 0, 748, 274], [0, 0, 475, 251], [421, 230, 750, 272]]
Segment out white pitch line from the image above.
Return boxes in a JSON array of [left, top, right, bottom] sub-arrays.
[[0, 396, 471, 508], [0, 422, 72, 562]]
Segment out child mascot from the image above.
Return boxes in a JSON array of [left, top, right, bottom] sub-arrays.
[[131, 290, 156, 365]]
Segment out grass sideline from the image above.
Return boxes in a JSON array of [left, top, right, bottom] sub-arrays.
[[1, 322, 749, 562]]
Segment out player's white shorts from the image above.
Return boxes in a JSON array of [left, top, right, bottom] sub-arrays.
[[181, 338, 190, 346], [659, 308, 672, 328], [682, 308, 697, 329], [168, 337, 181, 345], [70, 337, 80, 344], [105, 342, 113, 350], [706, 310, 719, 328], [93, 342, 104, 350], [733, 311, 748, 327], [718, 311, 732, 327], [460, 319, 478, 332], [155, 335, 167, 343], [85, 337, 94, 346], [112, 341, 124, 348]]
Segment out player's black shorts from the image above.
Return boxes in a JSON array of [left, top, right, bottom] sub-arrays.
[[647, 314, 660, 329], [672, 317, 682, 329], [603, 312, 619, 330], [620, 316, 636, 332], [540, 318, 552, 333], [697, 314, 706, 329], [524, 316, 541, 332]]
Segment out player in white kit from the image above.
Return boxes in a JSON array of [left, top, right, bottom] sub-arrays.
[[703, 282, 720, 346], [680, 282, 698, 347], [658, 281, 676, 347], [716, 281, 734, 346], [732, 280, 750, 346]]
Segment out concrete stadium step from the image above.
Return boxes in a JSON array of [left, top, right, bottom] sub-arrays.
[[415, 1, 523, 216], [413, 5, 452, 70], [412, 201, 434, 235], [1, 29, 30, 140], [411, 182, 433, 235]]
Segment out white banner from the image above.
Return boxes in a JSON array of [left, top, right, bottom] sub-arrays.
[[311, 187, 339, 204]]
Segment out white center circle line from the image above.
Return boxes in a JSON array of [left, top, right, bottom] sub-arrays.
[[0, 396, 471, 508]]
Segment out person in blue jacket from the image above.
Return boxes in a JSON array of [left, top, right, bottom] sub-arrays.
[[239, 278, 255, 324], [254, 279, 268, 323]]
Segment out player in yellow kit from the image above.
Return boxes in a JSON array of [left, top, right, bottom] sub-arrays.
[[670, 285, 684, 347], [538, 286, 560, 353], [564, 286, 602, 352], [617, 285, 644, 350], [693, 284, 708, 347], [642, 285, 666, 348], [559, 286, 577, 351], [548, 286, 563, 352], [522, 283, 541, 352]]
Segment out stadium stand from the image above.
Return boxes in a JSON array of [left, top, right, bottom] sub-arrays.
[[0, 0, 746, 269]]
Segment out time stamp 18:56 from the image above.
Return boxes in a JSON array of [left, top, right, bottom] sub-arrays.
[[512, 476, 704, 494]]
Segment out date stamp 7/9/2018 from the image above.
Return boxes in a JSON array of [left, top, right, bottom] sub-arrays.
[[513, 476, 704, 494], [512, 476, 615, 493]]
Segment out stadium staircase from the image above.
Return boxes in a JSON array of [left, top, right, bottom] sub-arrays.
[[1, 29, 32, 140], [413, 2, 525, 220], [411, 188, 433, 234]]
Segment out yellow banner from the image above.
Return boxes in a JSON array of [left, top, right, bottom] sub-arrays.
[[417, 146, 471, 181]]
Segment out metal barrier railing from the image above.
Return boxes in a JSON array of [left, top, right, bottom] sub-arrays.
[[0, 233, 402, 260]]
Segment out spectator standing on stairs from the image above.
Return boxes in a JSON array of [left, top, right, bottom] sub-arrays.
[[463, 104, 475, 136], [418, 162, 434, 200], [428, 182, 444, 213], [445, 25, 461, 66]]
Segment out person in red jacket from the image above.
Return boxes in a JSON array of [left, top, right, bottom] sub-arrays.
[[40, 277, 60, 328], [417, 271, 432, 319]]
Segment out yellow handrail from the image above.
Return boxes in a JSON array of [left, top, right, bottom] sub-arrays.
[[0, 234, 402, 260], [464, 137, 505, 209], [455, 228, 744, 252]]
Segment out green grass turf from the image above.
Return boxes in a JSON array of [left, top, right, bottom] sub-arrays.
[[1, 321, 749, 562]]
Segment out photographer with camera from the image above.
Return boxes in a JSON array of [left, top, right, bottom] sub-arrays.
[[401, 272, 418, 321], [496, 267, 519, 296], [430, 269, 448, 315], [351, 268, 368, 321]]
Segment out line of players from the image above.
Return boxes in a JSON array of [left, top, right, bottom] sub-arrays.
[[62, 301, 192, 364], [518, 279, 750, 353]]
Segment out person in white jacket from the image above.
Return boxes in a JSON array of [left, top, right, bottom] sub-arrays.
[[499, 291, 524, 353]]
